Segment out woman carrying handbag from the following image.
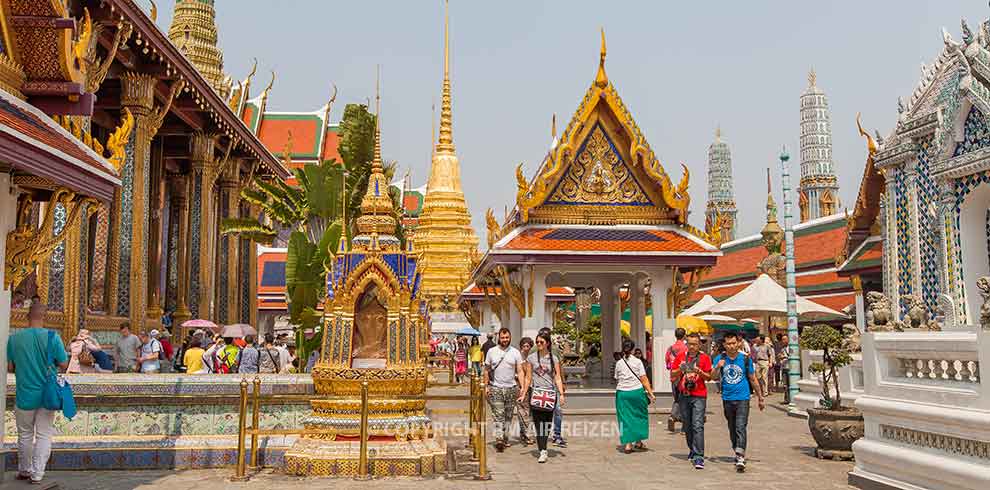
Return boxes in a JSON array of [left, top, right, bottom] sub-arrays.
[[521, 331, 565, 463], [615, 339, 655, 453]]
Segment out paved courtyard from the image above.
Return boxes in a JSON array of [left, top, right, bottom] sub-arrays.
[[2, 392, 854, 490]]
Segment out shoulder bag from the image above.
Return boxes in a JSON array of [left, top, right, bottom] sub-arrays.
[[39, 331, 76, 419], [529, 353, 558, 412], [621, 356, 652, 405]]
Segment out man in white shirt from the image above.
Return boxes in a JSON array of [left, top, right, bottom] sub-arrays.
[[138, 330, 163, 373], [483, 327, 526, 452]]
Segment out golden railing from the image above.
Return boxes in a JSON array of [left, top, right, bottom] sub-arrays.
[[229, 372, 490, 481]]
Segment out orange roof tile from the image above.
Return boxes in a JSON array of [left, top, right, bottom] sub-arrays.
[[321, 128, 341, 162], [257, 118, 319, 158], [501, 227, 708, 253], [805, 293, 855, 313], [704, 217, 848, 285]]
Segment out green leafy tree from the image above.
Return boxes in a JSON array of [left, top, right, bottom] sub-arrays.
[[338, 103, 376, 239], [799, 324, 853, 410]]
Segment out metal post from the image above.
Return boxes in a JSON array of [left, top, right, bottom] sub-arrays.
[[474, 384, 491, 481], [780, 148, 801, 410], [467, 373, 477, 450], [250, 376, 262, 468], [355, 380, 371, 480], [230, 379, 250, 481], [449, 353, 456, 383]]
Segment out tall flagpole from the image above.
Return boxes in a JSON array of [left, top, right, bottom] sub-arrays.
[[780, 146, 800, 410]]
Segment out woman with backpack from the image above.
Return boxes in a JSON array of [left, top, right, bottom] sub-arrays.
[[615, 339, 656, 453], [521, 331, 565, 463], [258, 334, 281, 374]]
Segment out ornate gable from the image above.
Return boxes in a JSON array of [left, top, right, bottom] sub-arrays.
[[515, 31, 690, 226]]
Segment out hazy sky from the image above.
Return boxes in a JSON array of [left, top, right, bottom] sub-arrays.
[[154, 1, 990, 240]]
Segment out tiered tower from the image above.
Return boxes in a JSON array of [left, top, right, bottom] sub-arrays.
[[415, 0, 480, 309], [705, 126, 737, 242], [167, 0, 225, 91], [798, 68, 840, 222]]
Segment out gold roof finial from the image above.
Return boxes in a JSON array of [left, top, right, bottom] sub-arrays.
[[808, 67, 817, 87], [436, 0, 455, 153], [595, 27, 608, 89], [372, 65, 382, 171], [551, 113, 557, 141], [715, 125, 721, 142]]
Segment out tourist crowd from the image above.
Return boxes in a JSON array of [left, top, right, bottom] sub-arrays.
[[59, 322, 299, 375]]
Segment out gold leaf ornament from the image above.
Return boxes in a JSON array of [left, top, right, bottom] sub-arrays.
[[105, 108, 134, 172]]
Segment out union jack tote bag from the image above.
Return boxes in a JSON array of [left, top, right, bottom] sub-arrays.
[[530, 387, 557, 412]]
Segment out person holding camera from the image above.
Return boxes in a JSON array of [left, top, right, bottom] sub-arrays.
[[615, 339, 655, 453], [670, 332, 713, 469]]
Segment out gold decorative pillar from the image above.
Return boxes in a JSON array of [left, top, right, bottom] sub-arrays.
[[109, 72, 181, 329], [88, 205, 111, 312], [146, 139, 166, 322], [187, 131, 218, 320], [245, 202, 259, 327], [218, 164, 240, 324], [169, 173, 192, 325]]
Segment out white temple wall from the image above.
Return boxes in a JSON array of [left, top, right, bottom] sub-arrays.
[[0, 174, 19, 457], [958, 183, 990, 325]]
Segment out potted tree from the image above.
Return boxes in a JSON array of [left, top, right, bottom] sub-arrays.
[[799, 324, 864, 460]]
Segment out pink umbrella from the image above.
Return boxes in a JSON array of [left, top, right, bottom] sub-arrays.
[[181, 319, 219, 333], [221, 324, 257, 338]]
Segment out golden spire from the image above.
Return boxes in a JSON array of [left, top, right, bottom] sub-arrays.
[[436, 0, 455, 153], [356, 66, 396, 240], [595, 27, 608, 89], [167, 0, 225, 91], [808, 67, 816, 88], [715, 125, 721, 142], [431, 99, 436, 159], [416, 0, 479, 308]]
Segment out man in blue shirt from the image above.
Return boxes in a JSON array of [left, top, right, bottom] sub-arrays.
[[713, 331, 765, 472], [6, 300, 68, 484]]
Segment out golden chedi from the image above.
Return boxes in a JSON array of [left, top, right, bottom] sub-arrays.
[[283, 86, 444, 478], [167, 0, 226, 92], [415, 0, 480, 310]]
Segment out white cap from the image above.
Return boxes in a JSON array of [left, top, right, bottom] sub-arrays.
[[149, 329, 160, 338]]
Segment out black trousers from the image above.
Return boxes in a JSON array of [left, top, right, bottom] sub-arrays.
[[530, 407, 554, 451]]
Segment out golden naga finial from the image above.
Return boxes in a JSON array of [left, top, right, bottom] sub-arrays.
[[856, 112, 877, 156], [73, 8, 94, 67], [485, 208, 501, 249], [263, 70, 276, 95], [595, 27, 608, 89], [149, 0, 158, 22], [106, 109, 134, 172], [282, 130, 294, 166], [551, 113, 557, 142]]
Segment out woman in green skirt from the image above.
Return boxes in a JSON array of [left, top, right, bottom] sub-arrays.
[[615, 339, 655, 453]]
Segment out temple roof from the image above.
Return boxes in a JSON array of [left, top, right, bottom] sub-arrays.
[[478, 224, 719, 269], [0, 87, 120, 201], [511, 31, 693, 228], [837, 235, 882, 276], [691, 213, 855, 312]]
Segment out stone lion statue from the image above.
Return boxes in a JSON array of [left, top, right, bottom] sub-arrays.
[[977, 277, 990, 330], [841, 323, 862, 353], [899, 295, 940, 331], [865, 291, 899, 332]]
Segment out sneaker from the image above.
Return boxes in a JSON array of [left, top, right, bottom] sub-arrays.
[[693, 457, 705, 470], [736, 455, 746, 472], [667, 418, 676, 432], [495, 440, 506, 452], [552, 437, 568, 447], [538, 450, 548, 463]]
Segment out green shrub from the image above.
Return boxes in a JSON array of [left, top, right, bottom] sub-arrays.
[[799, 324, 853, 409]]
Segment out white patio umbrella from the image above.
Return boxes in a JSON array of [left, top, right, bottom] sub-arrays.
[[708, 274, 847, 321], [680, 294, 745, 323]]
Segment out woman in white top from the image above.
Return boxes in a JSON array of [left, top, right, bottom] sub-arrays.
[[521, 331, 565, 463], [615, 339, 656, 453]]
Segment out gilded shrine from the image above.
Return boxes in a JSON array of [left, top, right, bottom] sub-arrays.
[[283, 89, 444, 477]]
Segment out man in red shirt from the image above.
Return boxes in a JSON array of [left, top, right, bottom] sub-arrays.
[[670, 332, 713, 469], [665, 328, 688, 431]]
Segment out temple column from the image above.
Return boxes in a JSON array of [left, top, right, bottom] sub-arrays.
[[187, 131, 219, 320], [169, 174, 192, 325], [650, 269, 674, 393], [630, 276, 647, 352], [88, 206, 111, 313], [0, 173, 19, 455], [243, 202, 259, 326], [882, 169, 901, 318], [521, 266, 546, 340], [599, 281, 617, 381], [218, 165, 240, 324], [146, 139, 166, 323], [62, 202, 94, 337], [108, 73, 161, 330]]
